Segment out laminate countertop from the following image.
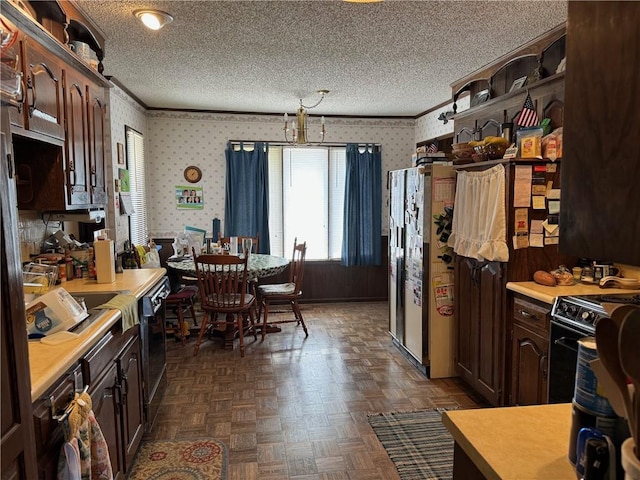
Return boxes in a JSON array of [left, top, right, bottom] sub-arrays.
[[506, 281, 640, 305], [27, 268, 166, 401], [442, 403, 575, 479]]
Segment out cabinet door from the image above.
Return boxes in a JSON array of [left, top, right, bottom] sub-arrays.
[[91, 362, 124, 480], [8, 36, 27, 130], [87, 82, 107, 205], [455, 257, 505, 406], [63, 68, 90, 206], [561, 2, 640, 265], [1, 109, 38, 480], [23, 37, 64, 141], [455, 257, 476, 382], [119, 338, 144, 473], [510, 324, 549, 406], [475, 262, 504, 406]]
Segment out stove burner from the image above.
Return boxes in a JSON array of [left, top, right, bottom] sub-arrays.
[[599, 294, 640, 304]]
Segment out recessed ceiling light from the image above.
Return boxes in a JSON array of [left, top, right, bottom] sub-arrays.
[[133, 9, 173, 30]]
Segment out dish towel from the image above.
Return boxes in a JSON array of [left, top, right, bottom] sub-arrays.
[[449, 164, 509, 262], [96, 294, 139, 331], [57, 391, 113, 480]]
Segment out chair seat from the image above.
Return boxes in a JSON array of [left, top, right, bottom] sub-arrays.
[[166, 285, 198, 301], [205, 293, 255, 308], [258, 282, 296, 296]]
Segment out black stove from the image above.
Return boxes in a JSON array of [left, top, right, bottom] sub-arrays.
[[548, 293, 640, 404], [551, 294, 640, 334]]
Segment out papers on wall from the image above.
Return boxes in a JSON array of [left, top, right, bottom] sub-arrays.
[[514, 165, 532, 207], [119, 193, 134, 215]]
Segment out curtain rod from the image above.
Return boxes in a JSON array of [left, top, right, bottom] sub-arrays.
[[228, 140, 381, 148]]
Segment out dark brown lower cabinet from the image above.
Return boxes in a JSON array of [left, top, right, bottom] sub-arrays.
[[510, 324, 549, 406], [85, 332, 144, 479], [509, 294, 551, 406], [91, 362, 124, 479], [31, 327, 143, 479], [455, 256, 505, 406]]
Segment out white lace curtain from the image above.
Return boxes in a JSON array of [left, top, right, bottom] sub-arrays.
[[449, 164, 509, 262]]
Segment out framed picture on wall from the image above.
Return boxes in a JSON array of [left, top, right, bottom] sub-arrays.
[[117, 143, 125, 165]]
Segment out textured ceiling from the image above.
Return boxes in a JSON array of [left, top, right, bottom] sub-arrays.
[[74, 0, 567, 117]]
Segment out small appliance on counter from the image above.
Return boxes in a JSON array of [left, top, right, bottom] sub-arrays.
[[25, 288, 88, 337]]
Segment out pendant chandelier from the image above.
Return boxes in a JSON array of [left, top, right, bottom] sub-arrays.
[[283, 89, 329, 146]]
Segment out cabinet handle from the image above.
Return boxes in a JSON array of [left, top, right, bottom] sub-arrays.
[[519, 309, 539, 321], [7, 151, 14, 179], [121, 373, 128, 398], [26, 74, 36, 117], [16, 73, 25, 113]]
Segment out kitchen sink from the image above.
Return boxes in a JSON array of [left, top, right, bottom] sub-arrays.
[[67, 291, 132, 334], [71, 291, 122, 310]]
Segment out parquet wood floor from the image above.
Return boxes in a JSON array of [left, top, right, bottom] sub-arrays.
[[150, 302, 486, 479]]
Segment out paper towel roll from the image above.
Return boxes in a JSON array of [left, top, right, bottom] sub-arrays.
[[94, 239, 116, 283], [230, 236, 238, 255]]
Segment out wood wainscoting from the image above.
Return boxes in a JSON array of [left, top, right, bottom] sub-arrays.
[[154, 236, 389, 303]]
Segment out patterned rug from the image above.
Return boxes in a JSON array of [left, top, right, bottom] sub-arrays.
[[368, 409, 454, 480], [127, 438, 228, 479]]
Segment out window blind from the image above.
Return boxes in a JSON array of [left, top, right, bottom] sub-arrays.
[[126, 127, 148, 246]]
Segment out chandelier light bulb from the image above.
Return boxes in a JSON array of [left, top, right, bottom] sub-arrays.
[[283, 90, 329, 146]]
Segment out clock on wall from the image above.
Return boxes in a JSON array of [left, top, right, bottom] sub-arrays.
[[184, 165, 202, 183]]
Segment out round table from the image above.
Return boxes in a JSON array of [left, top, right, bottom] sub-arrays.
[[166, 253, 289, 281], [166, 253, 289, 351]]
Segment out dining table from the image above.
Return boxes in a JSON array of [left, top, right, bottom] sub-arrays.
[[165, 253, 290, 350], [166, 253, 289, 281]]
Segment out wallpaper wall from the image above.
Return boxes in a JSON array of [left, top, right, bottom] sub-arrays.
[[146, 112, 415, 239], [414, 95, 470, 145], [101, 85, 453, 247], [106, 83, 148, 251]]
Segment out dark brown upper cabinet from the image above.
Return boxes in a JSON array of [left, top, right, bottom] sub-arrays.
[[560, 1, 640, 266]]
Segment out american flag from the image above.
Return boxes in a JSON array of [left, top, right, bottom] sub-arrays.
[[516, 93, 539, 127], [426, 143, 438, 154]]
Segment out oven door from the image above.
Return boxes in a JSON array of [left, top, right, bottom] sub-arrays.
[[548, 319, 591, 404]]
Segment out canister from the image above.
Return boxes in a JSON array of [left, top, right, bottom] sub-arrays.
[[574, 337, 615, 417]]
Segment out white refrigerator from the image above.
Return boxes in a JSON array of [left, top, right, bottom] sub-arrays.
[[388, 164, 457, 378]]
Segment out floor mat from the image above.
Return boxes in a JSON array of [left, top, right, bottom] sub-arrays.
[[127, 438, 228, 479], [368, 409, 454, 480]]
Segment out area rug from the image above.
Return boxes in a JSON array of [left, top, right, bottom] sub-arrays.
[[368, 408, 454, 480], [127, 438, 228, 479]]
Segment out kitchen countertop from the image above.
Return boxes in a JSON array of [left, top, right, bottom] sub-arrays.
[[442, 403, 575, 479], [506, 281, 640, 305], [27, 268, 166, 401]]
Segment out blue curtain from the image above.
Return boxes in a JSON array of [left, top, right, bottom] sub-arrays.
[[224, 141, 270, 253], [341, 144, 382, 266]]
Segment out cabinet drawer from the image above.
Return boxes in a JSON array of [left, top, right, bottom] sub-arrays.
[[32, 365, 82, 458], [513, 296, 550, 335], [81, 325, 136, 386]]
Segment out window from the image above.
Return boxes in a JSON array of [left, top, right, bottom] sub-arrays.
[[125, 127, 148, 246], [268, 146, 346, 260]]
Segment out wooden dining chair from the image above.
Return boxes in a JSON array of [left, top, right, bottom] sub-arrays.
[[256, 238, 308, 340], [165, 284, 198, 345], [192, 251, 257, 357]]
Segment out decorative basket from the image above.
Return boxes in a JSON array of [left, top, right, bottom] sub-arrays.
[[473, 143, 508, 161]]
